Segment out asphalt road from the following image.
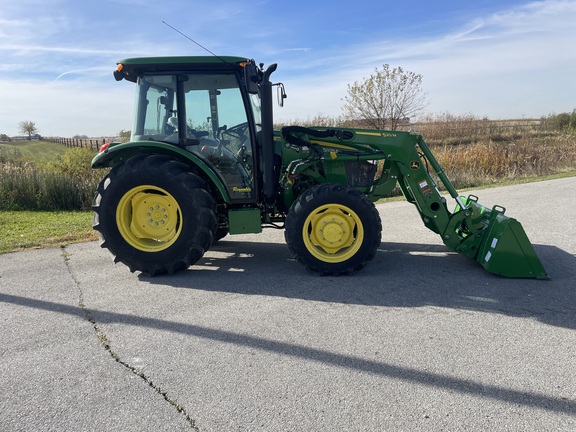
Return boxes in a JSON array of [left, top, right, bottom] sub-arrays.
[[1, 177, 575, 431]]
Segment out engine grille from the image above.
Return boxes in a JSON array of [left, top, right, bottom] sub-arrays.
[[344, 161, 378, 187]]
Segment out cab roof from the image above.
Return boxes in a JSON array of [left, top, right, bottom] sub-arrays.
[[115, 56, 250, 82]]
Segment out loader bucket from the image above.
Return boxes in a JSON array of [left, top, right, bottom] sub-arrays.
[[474, 205, 549, 280]]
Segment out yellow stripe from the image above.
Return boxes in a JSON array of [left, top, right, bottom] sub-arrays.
[[355, 131, 398, 138], [355, 131, 383, 137]]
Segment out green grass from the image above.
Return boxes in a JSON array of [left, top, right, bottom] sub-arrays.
[[0, 142, 102, 253], [0, 140, 69, 162], [0, 211, 98, 253], [1, 144, 102, 211]]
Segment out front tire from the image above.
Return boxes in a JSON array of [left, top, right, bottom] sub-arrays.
[[285, 184, 382, 275], [93, 155, 217, 275]]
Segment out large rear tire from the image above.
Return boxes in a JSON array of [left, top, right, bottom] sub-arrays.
[[285, 184, 382, 275], [92, 155, 217, 275]]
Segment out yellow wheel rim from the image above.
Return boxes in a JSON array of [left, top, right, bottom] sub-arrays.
[[116, 185, 182, 252], [302, 203, 364, 263]]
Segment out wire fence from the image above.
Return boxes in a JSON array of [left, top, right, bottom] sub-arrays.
[[46, 137, 113, 151]]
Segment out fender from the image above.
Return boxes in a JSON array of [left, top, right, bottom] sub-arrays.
[[92, 141, 232, 204]]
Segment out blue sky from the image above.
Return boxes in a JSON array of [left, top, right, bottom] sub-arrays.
[[1, 0, 574, 137]]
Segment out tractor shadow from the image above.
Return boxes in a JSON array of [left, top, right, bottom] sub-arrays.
[[142, 239, 576, 330]]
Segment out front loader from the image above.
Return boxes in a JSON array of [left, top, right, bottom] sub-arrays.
[[91, 56, 548, 279]]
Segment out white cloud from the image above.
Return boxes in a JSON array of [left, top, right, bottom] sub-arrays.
[[54, 67, 112, 81], [277, 0, 576, 120], [0, 79, 134, 137], [3, 44, 130, 56]]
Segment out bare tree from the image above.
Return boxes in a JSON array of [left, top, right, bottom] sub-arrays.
[[342, 64, 428, 130], [19, 120, 39, 140], [118, 129, 131, 142]]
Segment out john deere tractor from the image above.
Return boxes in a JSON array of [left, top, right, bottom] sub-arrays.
[[91, 56, 548, 279]]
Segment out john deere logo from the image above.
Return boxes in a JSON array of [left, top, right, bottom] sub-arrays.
[[410, 161, 420, 170]]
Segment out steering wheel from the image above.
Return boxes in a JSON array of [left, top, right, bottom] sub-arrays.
[[222, 122, 249, 141]]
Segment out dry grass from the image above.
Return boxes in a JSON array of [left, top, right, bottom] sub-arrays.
[[415, 114, 576, 188], [276, 113, 576, 189], [429, 136, 576, 188]]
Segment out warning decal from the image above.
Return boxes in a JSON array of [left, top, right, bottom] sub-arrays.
[[419, 180, 431, 195]]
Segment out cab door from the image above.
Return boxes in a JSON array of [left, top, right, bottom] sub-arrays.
[[182, 73, 257, 202]]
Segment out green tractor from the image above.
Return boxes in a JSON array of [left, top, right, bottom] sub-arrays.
[[92, 56, 548, 279]]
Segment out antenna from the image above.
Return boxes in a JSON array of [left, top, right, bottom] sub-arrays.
[[162, 21, 227, 63]]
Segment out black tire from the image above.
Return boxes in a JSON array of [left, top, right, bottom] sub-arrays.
[[92, 155, 217, 275], [214, 226, 229, 242], [285, 184, 382, 275]]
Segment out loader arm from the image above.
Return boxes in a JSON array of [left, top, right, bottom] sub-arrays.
[[394, 136, 549, 280]]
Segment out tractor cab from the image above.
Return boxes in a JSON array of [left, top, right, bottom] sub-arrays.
[[114, 56, 263, 202]]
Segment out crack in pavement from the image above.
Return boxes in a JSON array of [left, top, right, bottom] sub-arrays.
[[60, 247, 199, 431]]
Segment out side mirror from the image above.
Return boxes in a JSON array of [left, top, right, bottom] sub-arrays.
[[276, 83, 287, 107], [244, 60, 260, 94]]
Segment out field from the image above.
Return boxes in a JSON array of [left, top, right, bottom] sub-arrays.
[[279, 114, 576, 188], [1, 117, 575, 253], [0, 141, 101, 253], [0, 140, 69, 161], [414, 116, 576, 188], [0, 141, 103, 211]]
